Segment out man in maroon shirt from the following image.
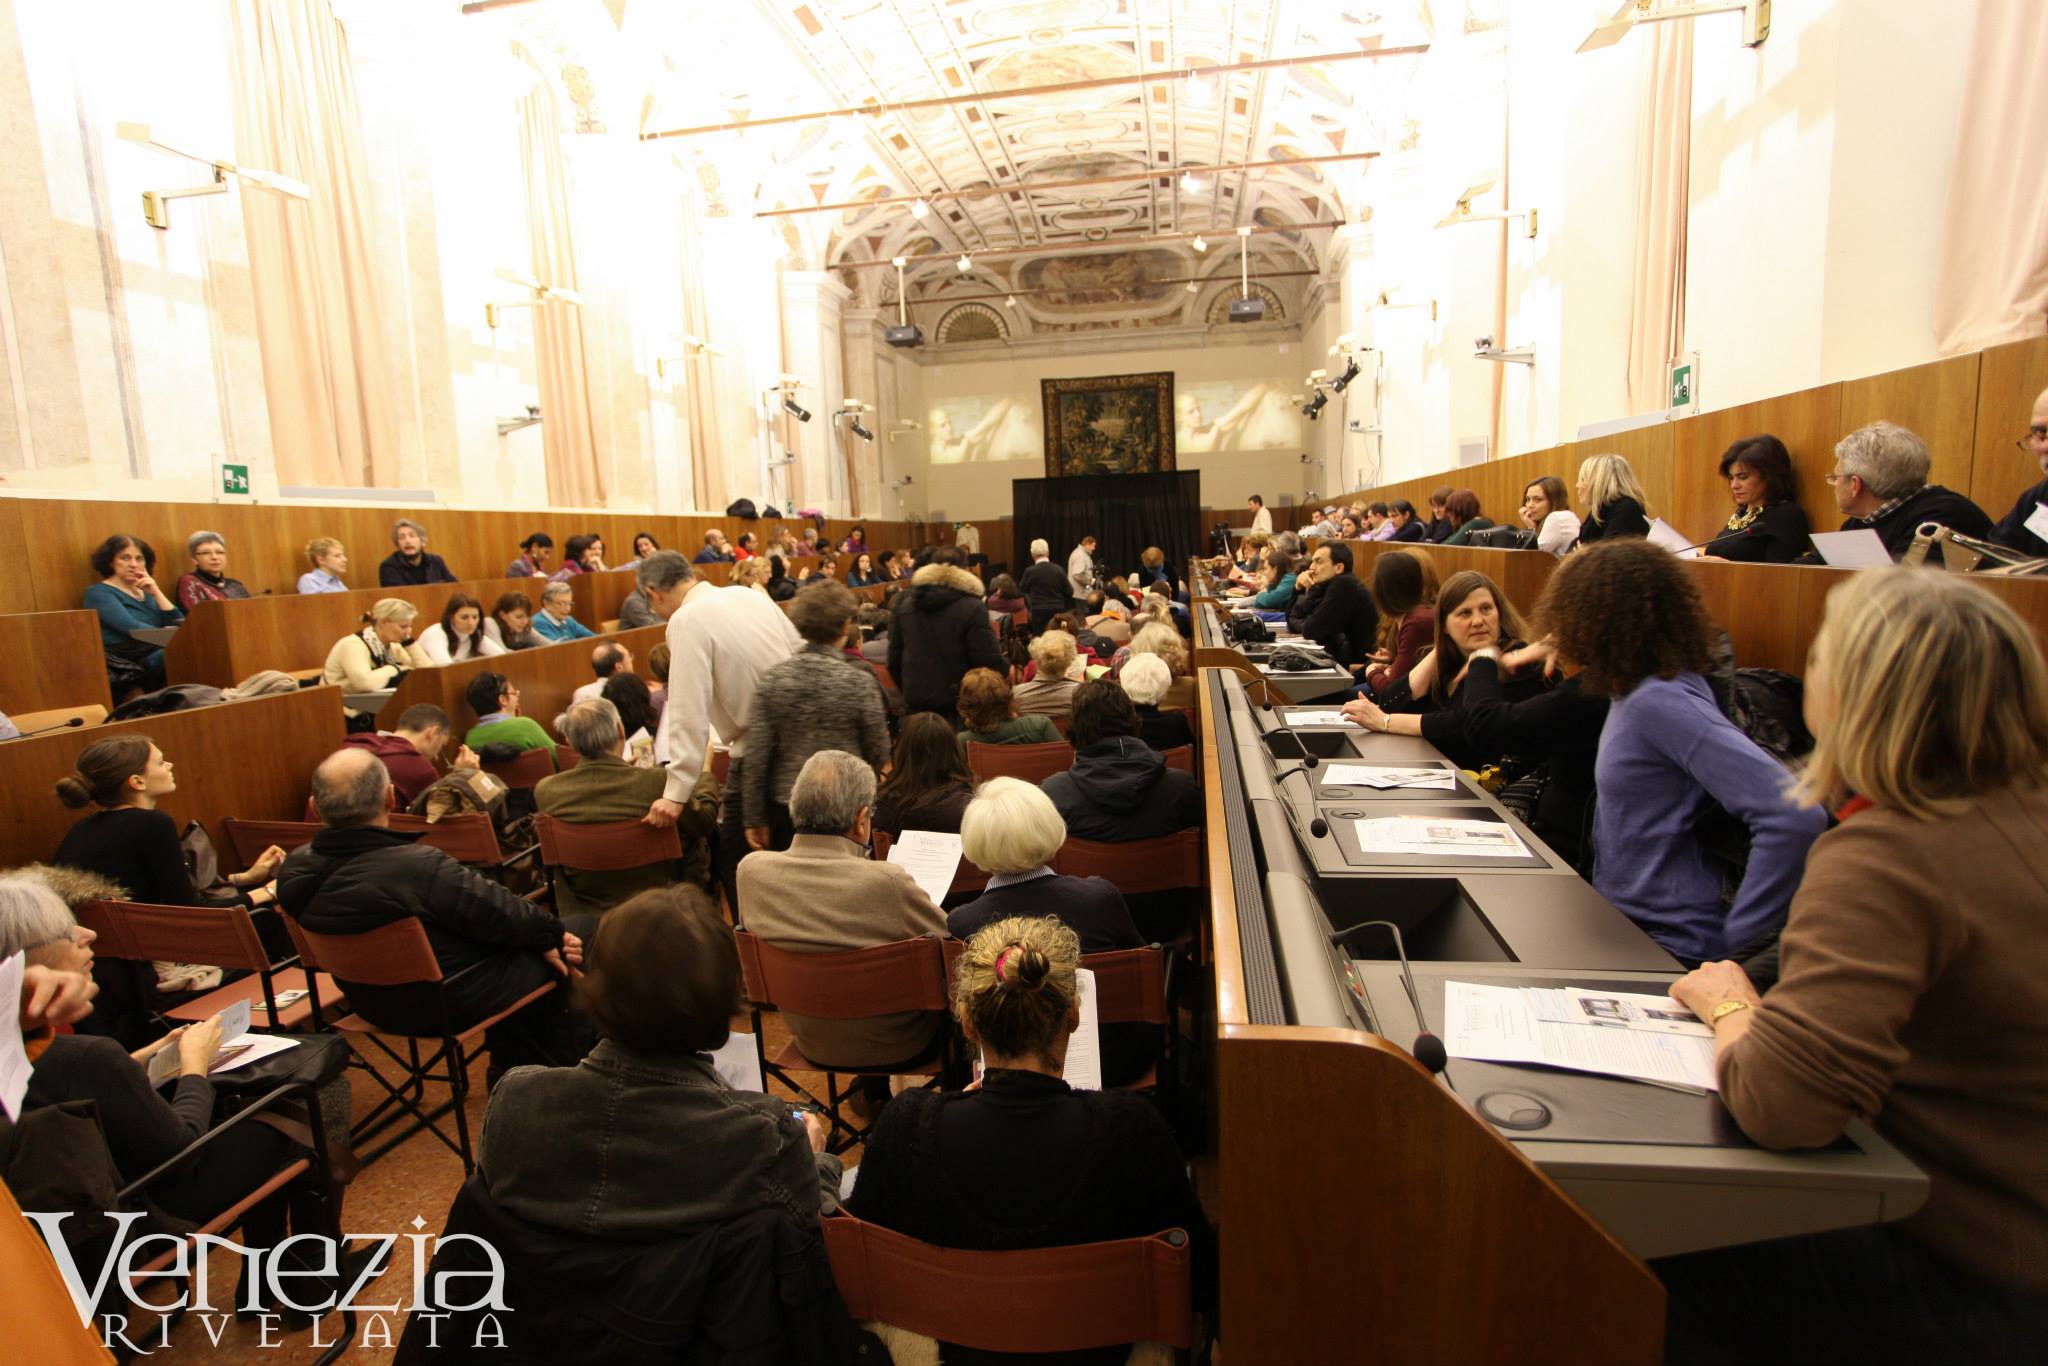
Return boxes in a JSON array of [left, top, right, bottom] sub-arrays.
[[341, 703, 474, 808]]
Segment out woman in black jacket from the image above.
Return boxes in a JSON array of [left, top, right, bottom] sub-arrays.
[[1573, 452, 1654, 546], [1700, 434, 1812, 563], [872, 712, 976, 837]]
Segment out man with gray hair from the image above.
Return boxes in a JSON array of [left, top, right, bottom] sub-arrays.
[[378, 517, 457, 586], [736, 750, 947, 1109], [175, 529, 251, 610], [618, 549, 696, 629], [1019, 536, 1071, 632], [1822, 419, 1991, 559], [278, 748, 593, 1070]]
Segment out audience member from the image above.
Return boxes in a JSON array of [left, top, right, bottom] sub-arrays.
[[1136, 545, 1173, 591], [727, 530, 756, 561], [84, 534, 183, 697], [1359, 571, 1547, 770], [873, 713, 976, 838], [537, 699, 712, 915], [848, 553, 881, 587], [1067, 533, 1100, 600], [693, 530, 734, 564], [736, 751, 948, 1111], [1990, 386, 2048, 559], [1574, 453, 1654, 546], [1129, 622, 1196, 712], [623, 531, 660, 568], [1424, 487, 1455, 543], [840, 524, 868, 555], [0, 873, 98, 976], [984, 572, 1024, 613], [957, 668, 1061, 746], [414, 592, 505, 665], [728, 555, 770, 591], [298, 537, 350, 594], [1043, 681, 1200, 842], [743, 582, 890, 853], [1017, 539, 1070, 632], [280, 749, 591, 1073], [1247, 492, 1273, 535], [600, 672, 662, 764], [573, 641, 632, 703], [616, 581, 661, 628], [1700, 435, 1810, 563], [507, 532, 553, 579], [378, 518, 456, 586], [1119, 654, 1194, 752], [325, 598, 423, 729], [1291, 541, 1380, 668], [856, 602, 891, 667], [1338, 514, 1363, 539], [1015, 630, 1083, 717], [343, 702, 474, 808], [1658, 568, 2048, 1364], [888, 546, 1007, 723], [847, 914, 1212, 1349], [548, 533, 605, 581], [1366, 502, 1399, 540], [1544, 540, 1825, 964], [1246, 546, 1299, 610], [174, 530, 252, 610], [1437, 490, 1496, 546], [463, 672, 556, 761], [1363, 548, 1439, 695], [1821, 420, 1991, 558], [487, 591, 542, 650], [1520, 476, 1581, 557], [530, 581, 594, 642], [1385, 499, 1427, 542]]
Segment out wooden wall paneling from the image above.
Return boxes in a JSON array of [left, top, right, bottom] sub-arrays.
[[0, 611, 114, 715], [384, 623, 671, 745], [570, 568, 639, 627], [1838, 353, 1983, 513], [4, 686, 346, 872], [1968, 335, 2048, 527], [1648, 386, 1840, 544], [1685, 560, 1816, 675], [0, 498, 31, 611]]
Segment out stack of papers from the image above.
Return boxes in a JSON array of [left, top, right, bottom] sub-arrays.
[[1282, 709, 1360, 727], [887, 829, 964, 904], [1322, 764, 1456, 791], [147, 998, 302, 1087], [1443, 981, 1718, 1092], [1353, 816, 1528, 858]]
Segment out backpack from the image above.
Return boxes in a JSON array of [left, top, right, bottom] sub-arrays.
[[725, 498, 759, 520], [410, 767, 512, 826], [1706, 632, 1814, 765], [110, 683, 224, 720]]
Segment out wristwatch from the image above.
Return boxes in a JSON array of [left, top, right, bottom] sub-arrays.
[[1707, 999, 1753, 1025]]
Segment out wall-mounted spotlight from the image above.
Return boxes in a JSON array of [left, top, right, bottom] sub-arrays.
[[118, 121, 309, 230], [653, 335, 724, 378], [835, 401, 874, 441], [485, 267, 584, 329], [1579, 0, 1769, 53], [1473, 335, 1536, 366], [1328, 356, 1362, 393], [1371, 288, 1440, 322], [1301, 391, 1329, 421], [783, 397, 813, 421], [888, 420, 923, 442], [1437, 176, 1538, 239]]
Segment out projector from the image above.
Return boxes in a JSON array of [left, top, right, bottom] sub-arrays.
[[1226, 297, 1265, 324], [884, 324, 926, 348]]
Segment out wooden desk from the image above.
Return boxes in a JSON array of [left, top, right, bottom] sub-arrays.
[[2, 686, 346, 873], [382, 624, 670, 740], [0, 611, 114, 716]]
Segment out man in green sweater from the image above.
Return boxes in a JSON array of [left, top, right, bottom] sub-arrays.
[[464, 671, 556, 760]]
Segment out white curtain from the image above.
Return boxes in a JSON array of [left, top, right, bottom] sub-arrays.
[[519, 83, 609, 507], [1626, 22, 1693, 414]]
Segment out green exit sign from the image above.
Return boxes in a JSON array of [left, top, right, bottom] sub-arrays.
[[221, 463, 250, 495]]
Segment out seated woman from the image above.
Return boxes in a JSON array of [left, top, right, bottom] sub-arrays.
[[1120, 654, 1193, 752], [413, 592, 507, 665], [1229, 530, 1272, 584], [946, 780, 1153, 1087], [1424, 487, 1455, 543], [766, 555, 798, 603], [324, 598, 423, 731], [1385, 499, 1428, 542], [1573, 451, 1654, 546], [298, 537, 350, 594], [848, 914, 1212, 1354], [847, 553, 882, 588], [840, 524, 868, 555], [1438, 490, 1498, 546], [531, 581, 596, 643], [1544, 540, 1826, 965], [1128, 622, 1196, 712], [487, 591, 541, 650], [601, 670, 663, 765], [958, 668, 1060, 747], [730, 556, 772, 592], [1520, 476, 1582, 557], [175, 530, 252, 610], [1014, 631, 1083, 718], [1363, 548, 1439, 695], [548, 534, 605, 582], [1338, 513, 1364, 539], [1042, 681, 1200, 842], [83, 534, 183, 698], [470, 887, 864, 1359], [1243, 547, 1300, 611], [872, 713, 976, 838], [1136, 545, 1173, 591], [1657, 569, 2048, 1365], [621, 531, 659, 570], [1700, 434, 1811, 563], [983, 572, 1024, 614]]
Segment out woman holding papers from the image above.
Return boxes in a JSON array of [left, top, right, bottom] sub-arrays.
[[1657, 569, 2048, 1365]]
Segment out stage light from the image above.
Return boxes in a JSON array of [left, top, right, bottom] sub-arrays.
[[1180, 170, 1205, 195], [1302, 392, 1328, 420], [1329, 357, 1362, 393]]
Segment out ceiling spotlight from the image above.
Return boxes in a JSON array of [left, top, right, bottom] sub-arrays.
[[1185, 280, 1198, 293], [956, 254, 971, 273], [1184, 69, 1214, 104], [1190, 235, 1208, 253], [910, 198, 930, 219], [891, 255, 907, 268], [1329, 357, 1362, 393], [1180, 170, 1206, 195], [1301, 391, 1329, 421]]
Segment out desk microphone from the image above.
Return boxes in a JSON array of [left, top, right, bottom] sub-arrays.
[[8, 716, 88, 740], [1328, 919, 1446, 1075], [1260, 701, 1320, 769], [1272, 765, 1330, 839]]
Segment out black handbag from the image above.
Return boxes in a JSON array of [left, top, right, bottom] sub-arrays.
[[211, 1034, 358, 1183]]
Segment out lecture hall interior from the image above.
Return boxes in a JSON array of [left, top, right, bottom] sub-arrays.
[[2, 0, 2045, 1362]]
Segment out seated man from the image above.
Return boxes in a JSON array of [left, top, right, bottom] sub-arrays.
[[464, 672, 557, 761], [1820, 420, 1992, 558], [530, 581, 595, 643], [278, 749, 592, 1071], [693, 530, 735, 564], [616, 583, 661, 629], [342, 702, 478, 808], [573, 642, 633, 703], [1291, 540, 1380, 668], [737, 750, 947, 1106], [1990, 384, 2048, 559], [378, 517, 457, 586], [1042, 680, 1201, 842], [535, 698, 718, 916]]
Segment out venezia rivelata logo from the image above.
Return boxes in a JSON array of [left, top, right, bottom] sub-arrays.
[[25, 1212, 512, 1352]]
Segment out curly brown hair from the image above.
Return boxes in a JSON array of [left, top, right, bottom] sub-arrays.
[[1541, 540, 1714, 697]]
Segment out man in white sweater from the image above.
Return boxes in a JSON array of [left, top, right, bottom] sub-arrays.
[[1066, 534, 1099, 600]]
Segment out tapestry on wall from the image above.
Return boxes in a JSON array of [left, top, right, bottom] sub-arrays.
[[1040, 372, 1176, 477]]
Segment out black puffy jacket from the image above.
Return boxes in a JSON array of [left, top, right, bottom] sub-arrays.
[[886, 562, 1007, 713], [1042, 737, 1202, 842]]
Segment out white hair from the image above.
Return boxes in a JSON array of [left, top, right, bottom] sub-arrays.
[[186, 530, 226, 558], [1119, 653, 1172, 706], [1835, 421, 1931, 499], [0, 875, 74, 960], [1030, 538, 1049, 558], [540, 581, 574, 607], [960, 777, 1066, 875]]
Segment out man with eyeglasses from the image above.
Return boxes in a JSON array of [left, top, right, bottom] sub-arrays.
[[1989, 386, 2048, 559], [1812, 420, 1991, 561]]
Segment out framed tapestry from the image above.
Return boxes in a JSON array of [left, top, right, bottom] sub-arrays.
[[1040, 371, 1176, 477]]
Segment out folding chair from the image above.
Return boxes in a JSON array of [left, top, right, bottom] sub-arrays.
[[390, 812, 511, 864], [1053, 831, 1203, 896], [870, 830, 991, 898], [1084, 945, 1177, 1094], [965, 739, 1075, 786], [289, 917, 555, 1172], [76, 898, 345, 1033], [554, 748, 582, 771], [225, 817, 322, 866], [732, 929, 955, 1152], [1162, 744, 1194, 774], [532, 813, 682, 911], [481, 746, 556, 789], [821, 1211, 1195, 1354]]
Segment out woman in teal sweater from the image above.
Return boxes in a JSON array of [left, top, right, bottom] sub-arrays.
[[83, 535, 183, 697], [1250, 547, 1300, 610]]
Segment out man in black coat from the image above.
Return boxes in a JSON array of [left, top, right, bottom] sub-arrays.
[[1017, 536, 1073, 633], [1042, 681, 1201, 842], [886, 547, 1007, 720], [1293, 541, 1381, 668], [378, 518, 458, 586], [278, 748, 594, 1070]]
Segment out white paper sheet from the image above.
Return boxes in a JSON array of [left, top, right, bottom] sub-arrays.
[[2025, 502, 2048, 543], [207, 1034, 301, 1076], [710, 1030, 766, 1093], [0, 953, 30, 1121], [1647, 518, 1702, 559], [1352, 816, 1529, 858], [1281, 709, 1361, 727], [150, 996, 267, 1087], [1809, 528, 1895, 568], [1060, 968, 1102, 1091], [1443, 981, 1717, 1092], [887, 829, 964, 905], [1322, 763, 1456, 791]]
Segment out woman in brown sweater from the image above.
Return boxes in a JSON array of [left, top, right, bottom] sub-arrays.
[[1659, 569, 2048, 1365]]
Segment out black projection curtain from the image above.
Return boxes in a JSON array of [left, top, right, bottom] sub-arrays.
[[1011, 472, 1205, 588]]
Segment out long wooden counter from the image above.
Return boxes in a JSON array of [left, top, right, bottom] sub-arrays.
[[0, 610, 114, 717]]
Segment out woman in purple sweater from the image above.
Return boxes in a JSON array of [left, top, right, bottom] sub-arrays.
[[1542, 540, 1826, 965]]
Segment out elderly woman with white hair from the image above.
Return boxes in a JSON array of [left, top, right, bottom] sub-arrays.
[[947, 778, 1152, 1086], [1128, 620, 1196, 712], [530, 580, 596, 643], [1120, 653, 1194, 752], [174, 530, 252, 611], [1012, 629, 1083, 718], [324, 598, 424, 730], [0, 873, 99, 980]]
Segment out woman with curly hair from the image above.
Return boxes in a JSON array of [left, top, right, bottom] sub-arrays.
[[1542, 540, 1824, 964]]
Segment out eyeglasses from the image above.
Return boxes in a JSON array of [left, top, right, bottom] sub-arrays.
[[2017, 426, 2048, 450], [1822, 471, 1849, 486]]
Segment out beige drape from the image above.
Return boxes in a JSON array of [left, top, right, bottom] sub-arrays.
[[1626, 22, 1693, 414], [1934, 1, 2048, 353], [229, 0, 400, 488], [680, 192, 728, 511], [518, 85, 608, 508]]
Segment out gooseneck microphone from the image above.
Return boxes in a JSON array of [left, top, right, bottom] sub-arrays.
[[1260, 701, 1320, 768], [8, 716, 88, 741], [1272, 765, 1330, 839], [1329, 919, 1447, 1076]]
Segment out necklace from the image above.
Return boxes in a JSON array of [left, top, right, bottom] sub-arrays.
[[1724, 503, 1762, 532]]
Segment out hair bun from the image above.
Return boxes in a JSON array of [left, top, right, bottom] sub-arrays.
[[995, 943, 1050, 991], [53, 774, 93, 809]]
